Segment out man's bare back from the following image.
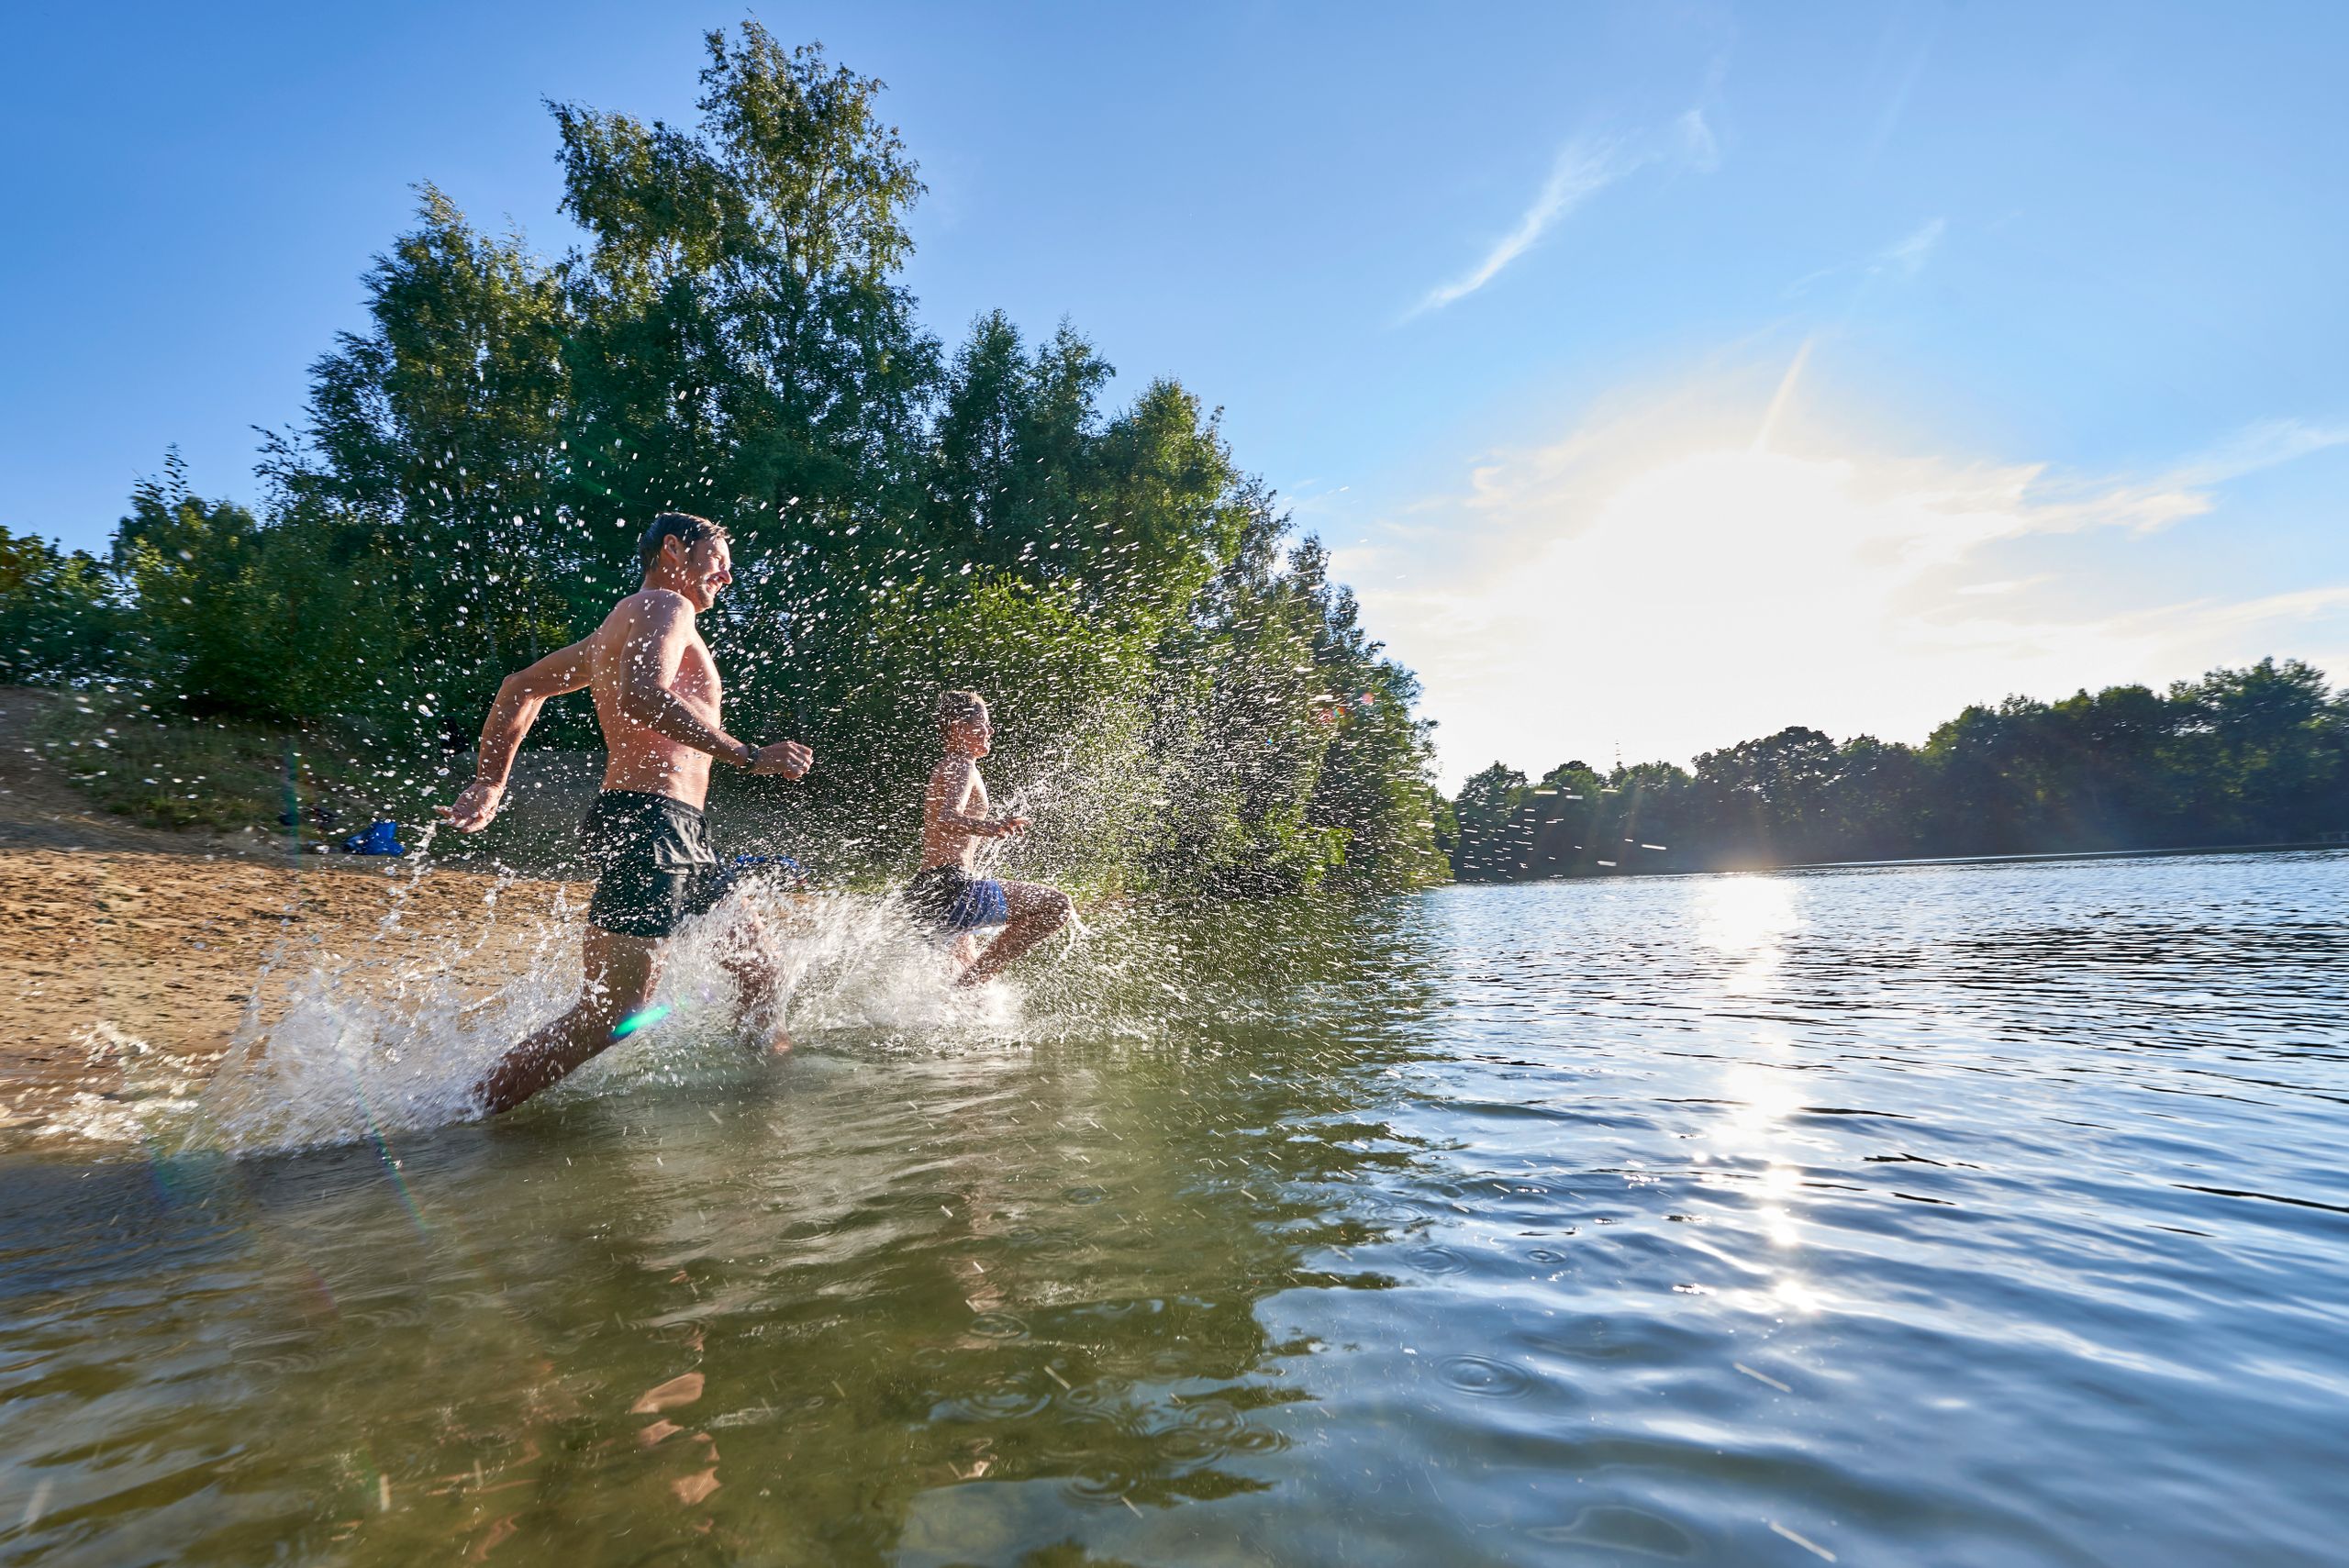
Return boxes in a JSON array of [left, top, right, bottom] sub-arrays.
[[439, 515, 810, 1114], [446, 558, 804, 833]]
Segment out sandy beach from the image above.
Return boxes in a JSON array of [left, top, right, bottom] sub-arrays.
[[0, 690, 578, 1150]]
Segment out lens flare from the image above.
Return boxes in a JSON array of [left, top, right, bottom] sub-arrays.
[[611, 1004, 672, 1040]]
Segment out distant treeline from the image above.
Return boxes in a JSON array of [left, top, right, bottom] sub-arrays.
[[0, 26, 1447, 896], [1443, 658, 2349, 879]]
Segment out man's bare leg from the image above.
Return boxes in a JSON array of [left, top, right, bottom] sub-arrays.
[[712, 905, 793, 1056], [474, 929, 662, 1115], [956, 881, 1074, 988]]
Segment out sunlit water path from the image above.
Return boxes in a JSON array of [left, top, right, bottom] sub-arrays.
[[5, 851, 2345, 1565]]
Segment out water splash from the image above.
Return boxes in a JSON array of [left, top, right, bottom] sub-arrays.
[[164, 862, 1128, 1157]]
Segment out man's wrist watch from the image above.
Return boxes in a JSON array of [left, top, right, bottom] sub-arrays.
[[738, 740, 759, 769]]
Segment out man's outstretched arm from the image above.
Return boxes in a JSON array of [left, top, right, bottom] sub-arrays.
[[441, 638, 595, 831]]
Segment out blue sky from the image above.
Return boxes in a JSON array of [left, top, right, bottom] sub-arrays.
[[3, 1, 2343, 783]]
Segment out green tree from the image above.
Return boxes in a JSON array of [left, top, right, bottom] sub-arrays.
[[1144, 494, 1343, 897], [109, 455, 394, 728], [1276, 539, 1441, 881], [923, 312, 1113, 577], [0, 526, 128, 684], [1451, 762, 1531, 879], [2180, 658, 2342, 839], [1452, 658, 2347, 879], [262, 183, 581, 746], [17, 27, 1454, 892]]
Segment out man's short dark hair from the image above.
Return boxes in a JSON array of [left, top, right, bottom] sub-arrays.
[[638, 512, 729, 572]]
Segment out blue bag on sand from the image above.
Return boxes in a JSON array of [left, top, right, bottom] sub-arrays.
[[342, 820, 406, 856], [729, 852, 806, 888]]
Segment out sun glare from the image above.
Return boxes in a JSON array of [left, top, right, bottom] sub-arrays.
[[1397, 419, 2114, 773]]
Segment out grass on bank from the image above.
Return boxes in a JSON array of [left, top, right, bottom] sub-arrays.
[[24, 687, 601, 873], [28, 688, 391, 837]]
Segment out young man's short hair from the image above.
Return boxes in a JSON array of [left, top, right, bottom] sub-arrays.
[[637, 512, 729, 573], [937, 689, 987, 730]]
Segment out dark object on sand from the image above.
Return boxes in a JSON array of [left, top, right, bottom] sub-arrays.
[[730, 852, 806, 890], [340, 820, 406, 857]]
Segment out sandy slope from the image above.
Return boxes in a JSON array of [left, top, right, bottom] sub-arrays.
[[0, 689, 580, 1151]]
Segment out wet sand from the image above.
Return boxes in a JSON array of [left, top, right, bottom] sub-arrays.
[[0, 690, 578, 1149]]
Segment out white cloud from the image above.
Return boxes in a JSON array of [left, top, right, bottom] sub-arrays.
[[1676, 108, 1720, 173], [2173, 417, 2349, 486], [1877, 216, 1945, 274], [1787, 216, 1948, 299], [1335, 371, 2349, 784], [1410, 112, 1718, 317], [1412, 139, 1631, 315]]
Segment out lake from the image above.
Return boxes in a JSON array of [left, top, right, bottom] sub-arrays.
[[4, 851, 2345, 1565]]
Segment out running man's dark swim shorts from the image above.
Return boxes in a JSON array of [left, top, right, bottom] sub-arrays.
[[582, 790, 737, 940], [904, 864, 1009, 930]]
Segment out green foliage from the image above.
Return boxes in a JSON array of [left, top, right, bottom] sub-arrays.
[[109, 455, 395, 727], [9, 25, 1446, 892], [1450, 762, 1531, 879], [1135, 491, 1442, 898], [1450, 661, 2349, 879], [846, 574, 1160, 886], [1295, 544, 1450, 891], [0, 526, 128, 683]]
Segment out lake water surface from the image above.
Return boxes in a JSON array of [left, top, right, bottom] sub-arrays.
[[5, 851, 2346, 1565]]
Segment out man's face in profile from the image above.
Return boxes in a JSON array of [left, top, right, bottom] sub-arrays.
[[680, 536, 733, 611]]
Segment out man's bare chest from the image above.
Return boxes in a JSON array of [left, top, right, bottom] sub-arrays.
[[674, 639, 723, 709]]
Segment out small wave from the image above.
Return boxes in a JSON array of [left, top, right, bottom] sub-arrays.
[[1434, 1353, 1536, 1398]]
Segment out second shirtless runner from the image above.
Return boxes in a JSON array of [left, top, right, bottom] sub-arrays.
[[907, 689, 1072, 985], [441, 512, 814, 1114]]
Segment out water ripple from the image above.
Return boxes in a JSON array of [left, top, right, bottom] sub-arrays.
[[1433, 1353, 1535, 1399]]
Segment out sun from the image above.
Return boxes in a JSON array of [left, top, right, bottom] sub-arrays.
[[1600, 448, 1862, 556]]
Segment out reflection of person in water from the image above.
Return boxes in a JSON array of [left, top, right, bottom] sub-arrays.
[[903, 690, 1072, 985], [438, 513, 814, 1114]]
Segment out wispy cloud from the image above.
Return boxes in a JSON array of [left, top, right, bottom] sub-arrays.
[[1787, 215, 1947, 300], [1877, 216, 1945, 275], [1412, 139, 1631, 316], [2019, 416, 2349, 536], [1675, 108, 1720, 173], [1752, 339, 1813, 452], [2173, 417, 2349, 487], [1410, 111, 1718, 317]]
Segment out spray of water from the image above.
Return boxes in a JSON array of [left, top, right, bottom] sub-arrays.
[[152, 842, 1155, 1158]]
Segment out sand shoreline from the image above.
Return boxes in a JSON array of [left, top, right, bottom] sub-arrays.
[[0, 690, 579, 1154]]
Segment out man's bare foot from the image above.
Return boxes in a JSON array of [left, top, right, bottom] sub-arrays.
[[765, 1026, 793, 1056]]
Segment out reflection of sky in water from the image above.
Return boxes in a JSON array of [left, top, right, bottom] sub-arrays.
[[4, 851, 2348, 1565]]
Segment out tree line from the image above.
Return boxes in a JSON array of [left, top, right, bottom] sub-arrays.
[[0, 26, 1448, 896], [1444, 657, 2349, 880]]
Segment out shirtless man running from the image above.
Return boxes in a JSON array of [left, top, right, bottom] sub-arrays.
[[905, 690, 1072, 985], [440, 512, 813, 1114]]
